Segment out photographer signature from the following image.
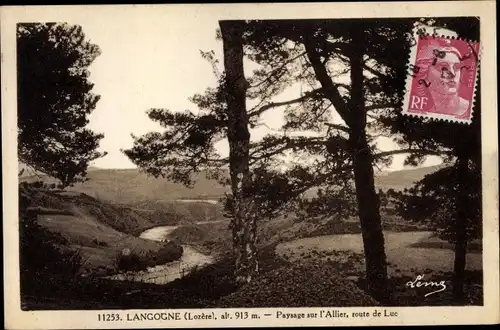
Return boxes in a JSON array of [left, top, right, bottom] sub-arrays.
[[406, 274, 447, 297]]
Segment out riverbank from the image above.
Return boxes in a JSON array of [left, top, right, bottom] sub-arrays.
[[106, 221, 223, 285]]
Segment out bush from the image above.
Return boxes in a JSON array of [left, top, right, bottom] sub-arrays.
[[114, 242, 184, 273], [92, 239, 108, 247], [215, 260, 379, 307], [146, 242, 183, 266], [308, 220, 362, 237], [114, 251, 145, 272]]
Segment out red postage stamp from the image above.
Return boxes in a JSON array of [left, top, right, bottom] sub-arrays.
[[403, 25, 480, 124]]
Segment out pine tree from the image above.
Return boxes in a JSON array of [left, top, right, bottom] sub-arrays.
[[384, 17, 481, 304], [17, 23, 106, 187]]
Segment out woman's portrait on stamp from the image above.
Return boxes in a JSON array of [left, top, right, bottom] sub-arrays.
[[416, 40, 470, 115], [406, 36, 480, 121]]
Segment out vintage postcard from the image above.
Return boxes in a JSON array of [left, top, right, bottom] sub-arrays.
[[2, 2, 498, 329]]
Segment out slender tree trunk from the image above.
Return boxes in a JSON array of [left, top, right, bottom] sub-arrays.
[[452, 151, 470, 303], [305, 27, 390, 303], [349, 27, 390, 304], [351, 136, 390, 303], [220, 20, 259, 284]]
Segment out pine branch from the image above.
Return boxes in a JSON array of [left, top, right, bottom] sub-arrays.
[[365, 103, 399, 111], [249, 51, 307, 89], [292, 164, 354, 197], [373, 148, 453, 159], [249, 136, 327, 164], [304, 37, 351, 125], [363, 64, 388, 80], [324, 123, 349, 133], [249, 88, 323, 118]]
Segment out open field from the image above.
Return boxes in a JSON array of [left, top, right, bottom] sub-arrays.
[[276, 231, 482, 276]]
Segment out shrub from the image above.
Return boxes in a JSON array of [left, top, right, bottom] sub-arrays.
[[215, 261, 379, 307], [167, 225, 207, 244], [92, 239, 108, 247], [308, 220, 362, 237], [114, 250, 145, 272], [114, 242, 183, 273], [147, 242, 183, 266]]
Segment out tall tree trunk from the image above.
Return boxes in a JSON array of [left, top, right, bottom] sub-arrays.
[[220, 20, 258, 284], [305, 28, 390, 303], [452, 150, 470, 303], [349, 27, 390, 304], [351, 135, 390, 303]]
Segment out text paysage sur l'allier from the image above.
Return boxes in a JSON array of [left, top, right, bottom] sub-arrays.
[[276, 309, 397, 319]]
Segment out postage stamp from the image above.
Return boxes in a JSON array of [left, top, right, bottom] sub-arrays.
[[1, 2, 499, 330], [402, 23, 481, 124]]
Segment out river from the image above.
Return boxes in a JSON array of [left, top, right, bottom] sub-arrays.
[[107, 223, 217, 285]]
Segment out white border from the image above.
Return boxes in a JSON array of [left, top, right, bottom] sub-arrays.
[[401, 21, 481, 124], [2, 2, 499, 328]]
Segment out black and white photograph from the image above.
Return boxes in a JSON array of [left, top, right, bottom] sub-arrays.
[[2, 2, 499, 329]]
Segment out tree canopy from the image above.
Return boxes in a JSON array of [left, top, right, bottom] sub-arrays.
[[17, 23, 106, 186]]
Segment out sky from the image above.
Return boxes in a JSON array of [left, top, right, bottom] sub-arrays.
[[75, 13, 442, 172]]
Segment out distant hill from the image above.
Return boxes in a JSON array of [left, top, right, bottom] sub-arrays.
[[20, 164, 445, 205], [21, 168, 230, 205], [303, 164, 445, 198], [375, 164, 447, 192]]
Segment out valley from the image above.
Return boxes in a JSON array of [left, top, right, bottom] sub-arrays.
[[19, 163, 483, 309]]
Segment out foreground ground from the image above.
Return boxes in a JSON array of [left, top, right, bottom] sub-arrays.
[[22, 242, 482, 310], [22, 225, 483, 310]]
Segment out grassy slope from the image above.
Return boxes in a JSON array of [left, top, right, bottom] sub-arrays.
[[23, 188, 183, 275], [37, 213, 162, 275], [27, 189, 181, 233]]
